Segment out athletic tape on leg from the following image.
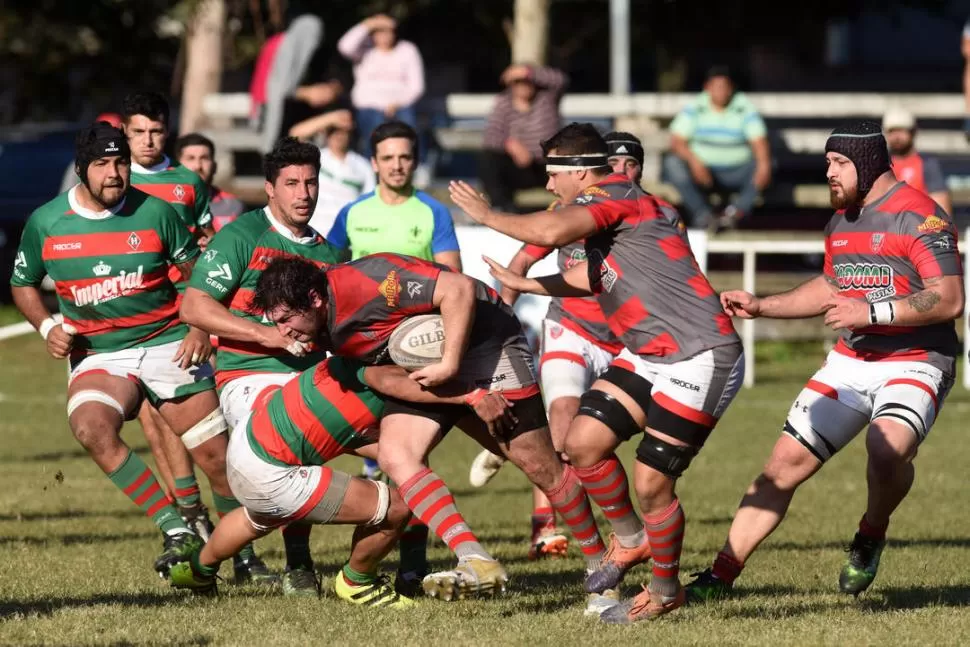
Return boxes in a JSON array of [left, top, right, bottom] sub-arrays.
[[181, 408, 228, 449], [366, 481, 390, 527], [67, 390, 125, 418]]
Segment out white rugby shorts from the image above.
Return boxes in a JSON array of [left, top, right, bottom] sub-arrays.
[[219, 372, 298, 430], [539, 319, 617, 406]]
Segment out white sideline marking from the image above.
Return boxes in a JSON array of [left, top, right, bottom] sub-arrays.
[[0, 314, 61, 342]]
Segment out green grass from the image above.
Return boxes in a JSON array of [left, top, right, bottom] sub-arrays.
[[3, 339, 970, 646]]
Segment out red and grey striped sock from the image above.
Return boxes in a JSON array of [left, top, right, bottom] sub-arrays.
[[712, 550, 744, 585], [575, 455, 645, 548], [108, 449, 187, 535], [399, 468, 491, 561], [543, 465, 606, 569], [645, 498, 686, 599], [531, 506, 556, 540]]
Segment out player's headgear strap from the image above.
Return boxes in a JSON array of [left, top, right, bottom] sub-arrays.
[[545, 153, 609, 172], [604, 134, 644, 167], [75, 122, 130, 184], [824, 120, 891, 196]]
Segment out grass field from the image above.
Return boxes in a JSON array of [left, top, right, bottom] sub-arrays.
[[3, 337, 970, 646]]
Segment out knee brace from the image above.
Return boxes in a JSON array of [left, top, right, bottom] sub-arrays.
[[366, 480, 391, 527], [578, 390, 642, 441], [67, 390, 126, 418], [181, 408, 228, 449], [636, 434, 700, 478]]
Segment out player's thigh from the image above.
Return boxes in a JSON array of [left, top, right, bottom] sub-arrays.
[[868, 363, 953, 462], [377, 401, 452, 468], [138, 340, 218, 419], [781, 355, 872, 464], [67, 368, 142, 435]]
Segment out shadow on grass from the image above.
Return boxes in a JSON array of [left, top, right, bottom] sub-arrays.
[[447, 484, 533, 498], [0, 448, 92, 464], [761, 536, 970, 552], [861, 584, 970, 611], [0, 531, 159, 547], [0, 591, 180, 621], [0, 509, 144, 522], [498, 570, 588, 615], [103, 639, 212, 647]]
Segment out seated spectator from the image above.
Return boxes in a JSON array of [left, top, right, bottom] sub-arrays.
[[481, 64, 567, 212], [663, 66, 771, 231], [288, 109, 375, 234], [883, 108, 951, 215], [175, 133, 245, 232], [338, 14, 424, 154]]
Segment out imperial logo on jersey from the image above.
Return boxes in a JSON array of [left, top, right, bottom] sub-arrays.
[[70, 265, 145, 306]]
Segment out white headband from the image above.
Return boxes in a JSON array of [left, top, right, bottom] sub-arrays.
[[545, 153, 609, 173]]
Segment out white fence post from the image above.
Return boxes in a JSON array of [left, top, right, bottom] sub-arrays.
[[741, 248, 757, 388]]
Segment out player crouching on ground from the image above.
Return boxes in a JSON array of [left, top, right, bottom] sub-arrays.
[[251, 253, 611, 602], [686, 120, 964, 602], [168, 356, 514, 607], [11, 123, 236, 577], [451, 123, 745, 622]]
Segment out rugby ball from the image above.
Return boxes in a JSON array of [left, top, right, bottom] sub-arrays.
[[388, 314, 446, 370]]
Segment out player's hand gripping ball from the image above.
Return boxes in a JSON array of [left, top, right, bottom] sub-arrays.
[[388, 314, 446, 370]]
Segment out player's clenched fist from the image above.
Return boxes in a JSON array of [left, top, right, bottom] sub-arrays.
[[46, 323, 75, 359], [466, 389, 518, 438], [173, 327, 213, 369], [720, 290, 762, 319], [410, 359, 460, 387]]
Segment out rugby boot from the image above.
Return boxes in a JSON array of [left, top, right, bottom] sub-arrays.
[[233, 553, 279, 586], [584, 532, 651, 594], [600, 584, 686, 624], [422, 558, 508, 601], [584, 588, 621, 617], [469, 449, 506, 487], [154, 531, 204, 578], [281, 565, 320, 597], [528, 528, 569, 561], [335, 574, 415, 609], [168, 561, 218, 595], [684, 568, 733, 603], [179, 503, 216, 543], [839, 532, 885, 596], [394, 567, 427, 598]]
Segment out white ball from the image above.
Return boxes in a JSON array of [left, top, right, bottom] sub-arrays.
[[388, 314, 445, 371]]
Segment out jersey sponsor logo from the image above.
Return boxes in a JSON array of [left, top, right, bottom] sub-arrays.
[[589, 249, 618, 293], [831, 239, 848, 248], [127, 232, 141, 251], [935, 236, 951, 250], [105, 141, 119, 153], [173, 184, 186, 202], [575, 195, 594, 205], [669, 377, 701, 392], [203, 249, 218, 263], [549, 323, 564, 339], [93, 260, 112, 276], [13, 251, 27, 280], [563, 248, 587, 269], [205, 263, 233, 294], [407, 281, 422, 298], [69, 265, 145, 306], [52, 241, 83, 252], [582, 186, 611, 198], [378, 270, 401, 307], [917, 215, 947, 233], [870, 233, 885, 253], [475, 374, 507, 387], [833, 262, 893, 291], [865, 285, 897, 303]]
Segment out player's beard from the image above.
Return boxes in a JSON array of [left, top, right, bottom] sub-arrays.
[[829, 183, 859, 210], [87, 180, 126, 209]]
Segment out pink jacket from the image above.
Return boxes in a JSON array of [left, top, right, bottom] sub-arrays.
[[337, 23, 425, 110]]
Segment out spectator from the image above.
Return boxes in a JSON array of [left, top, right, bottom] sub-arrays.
[[883, 108, 952, 215], [338, 14, 425, 154], [481, 64, 567, 212], [664, 66, 771, 231], [175, 133, 246, 232], [60, 112, 122, 194], [288, 109, 375, 235]]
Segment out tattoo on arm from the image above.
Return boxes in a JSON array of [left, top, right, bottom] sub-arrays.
[[907, 290, 942, 313]]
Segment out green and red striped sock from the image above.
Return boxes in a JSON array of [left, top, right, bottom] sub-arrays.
[[173, 474, 202, 508], [108, 450, 187, 534]]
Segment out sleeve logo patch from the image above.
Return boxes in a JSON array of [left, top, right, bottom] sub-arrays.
[[378, 270, 401, 307], [917, 216, 947, 233], [582, 186, 611, 197]]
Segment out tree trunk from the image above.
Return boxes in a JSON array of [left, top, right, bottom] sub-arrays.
[[179, 0, 225, 134], [512, 0, 548, 65]]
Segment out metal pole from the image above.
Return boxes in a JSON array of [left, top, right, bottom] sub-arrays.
[[610, 0, 630, 95], [742, 248, 756, 388]]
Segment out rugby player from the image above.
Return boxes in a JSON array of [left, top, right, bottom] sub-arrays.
[[123, 91, 217, 541], [167, 357, 515, 607], [686, 121, 964, 601], [11, 123, 234, 576], [175, 133, 246, 232], [180, 137, 342, 594], [252, 253, 610, 601], [450, 123, 745, 622]]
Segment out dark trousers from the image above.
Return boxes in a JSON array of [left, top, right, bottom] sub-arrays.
[[480, 151, 547, 212]]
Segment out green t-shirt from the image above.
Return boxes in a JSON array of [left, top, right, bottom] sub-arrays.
[[669, 91, 767, 168]]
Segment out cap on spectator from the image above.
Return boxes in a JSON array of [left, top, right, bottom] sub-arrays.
[[882, 108, 915, 132]]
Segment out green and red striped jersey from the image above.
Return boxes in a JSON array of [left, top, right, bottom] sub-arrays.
[[11, 186, 198, 353], [246, 356, 383, 466], [188, 207, 342, 389], [130, 157, 212, 234]]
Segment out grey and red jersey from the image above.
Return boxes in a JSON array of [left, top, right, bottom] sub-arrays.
[[823, 182, 961, 373], [522, 228, 624, 354], [574, 173, 740, 364]]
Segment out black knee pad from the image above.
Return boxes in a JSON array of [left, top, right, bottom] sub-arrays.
[[600, 365, 653, 406], [636, 434, 700, 478], [578, 390, 642, 441]]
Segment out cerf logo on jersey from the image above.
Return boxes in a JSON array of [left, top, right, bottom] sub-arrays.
[[378, 270, 401, 307]]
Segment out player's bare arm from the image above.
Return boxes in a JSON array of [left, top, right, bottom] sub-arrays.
[[180, 287, 302, 354], [894, 275, 963, 325], [722, 274, 838, 320], [409, 270, 476, 387], [362, 365, 518, 435], [433, 251, 462, 273], [11, 285, 74, 359], [484, 256, 592, 298], [500, 246, 541, 306], [448, 180, 597, 247]]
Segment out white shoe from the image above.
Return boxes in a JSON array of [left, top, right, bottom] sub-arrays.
[[469, 450, 507, 488], [584, 588, 620, 617]]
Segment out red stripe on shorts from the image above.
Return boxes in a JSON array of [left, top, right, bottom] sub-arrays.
[[806, 379, 838, 400], [884, 378, 938, 413], [289, 467, 334, 521], [541, 351, 587, 368], [652, 391, 717, 428]]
